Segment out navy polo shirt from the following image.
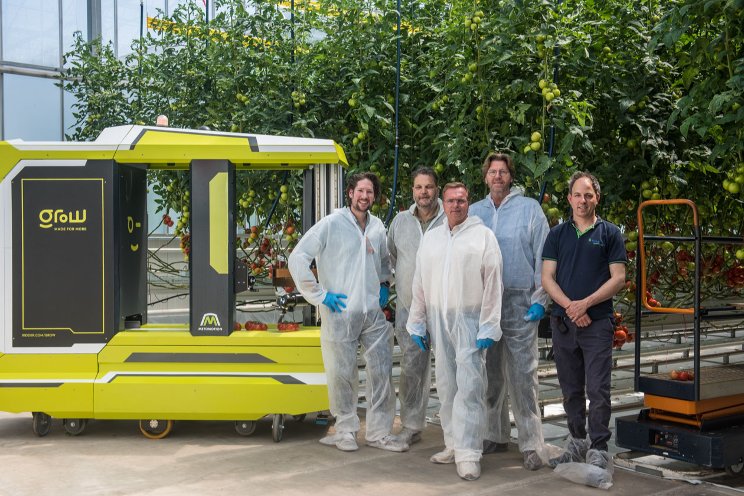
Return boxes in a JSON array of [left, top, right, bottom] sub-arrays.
[[541, 216, 626, 320]]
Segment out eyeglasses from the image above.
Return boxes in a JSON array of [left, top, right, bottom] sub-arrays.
[[487, 169, 510, 177]]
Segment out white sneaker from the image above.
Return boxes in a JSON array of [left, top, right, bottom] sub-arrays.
[[429, 448, 455, 464], [457, 461, 481, 480], [399, 427, 422, 445], [319, 432, 358, 451], [366, 434, 409, 452]]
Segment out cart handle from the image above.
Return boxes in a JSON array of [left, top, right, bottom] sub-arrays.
[[637, 199, 698, 315]]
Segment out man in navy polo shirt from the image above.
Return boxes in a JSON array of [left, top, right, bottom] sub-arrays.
[[541, 171, 626, 470]]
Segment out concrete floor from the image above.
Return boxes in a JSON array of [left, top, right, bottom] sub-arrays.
[[0, 411, 740, 496]]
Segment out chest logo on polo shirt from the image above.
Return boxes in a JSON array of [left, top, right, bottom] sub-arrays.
[[588, 238, 605, 247]]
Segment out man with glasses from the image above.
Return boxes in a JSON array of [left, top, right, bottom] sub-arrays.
[[387, 167, 445, 446], [469, 153, 550, 470], [407, 182, 503, 481]]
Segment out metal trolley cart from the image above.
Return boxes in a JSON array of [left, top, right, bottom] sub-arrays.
[[616, 199, 744, 473], [0, 125, 346, 440]]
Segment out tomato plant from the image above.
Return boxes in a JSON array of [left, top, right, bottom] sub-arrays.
[[60, 0, 743, 308]]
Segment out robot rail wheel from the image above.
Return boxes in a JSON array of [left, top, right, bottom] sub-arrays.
[[272, 414, 285, 443], [32, 412, 52, 437], [63, 418, 87, 436], [235, 420, 257, 436], [139, 419, 174, 439]]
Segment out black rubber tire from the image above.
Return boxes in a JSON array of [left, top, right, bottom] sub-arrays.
[[234, 420, 257, 436], [139, 419, 174, 439], [32, 412, 52, 437], [63, 418, 87, 436], [292, 414, 306, 423], [272, 414, 284, 443]]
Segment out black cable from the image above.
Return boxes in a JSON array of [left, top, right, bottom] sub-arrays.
[[384, 0, 402, 225]]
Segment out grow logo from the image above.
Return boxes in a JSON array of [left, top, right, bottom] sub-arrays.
[[198, 313, 222, 332], [38, 208, 88, 231]]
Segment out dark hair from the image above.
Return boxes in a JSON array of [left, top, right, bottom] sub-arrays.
[[442, 181, 469, 198], [568, 171, 601, 197], [411, 166, 438, 185], [482, 152, 516, 181], [346, 172, 381, 204]]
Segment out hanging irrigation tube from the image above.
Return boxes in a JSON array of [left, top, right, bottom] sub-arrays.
[[538, 0, 561, 206], [384, 0, 402, 225]]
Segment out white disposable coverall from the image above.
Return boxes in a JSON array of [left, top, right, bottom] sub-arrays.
[[407, 215, 503, 463], [469, 188, 549, 453], [288, 207, 394, 441], [387, 200, 445, 432]]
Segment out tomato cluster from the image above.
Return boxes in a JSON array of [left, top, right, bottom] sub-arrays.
[[277, 322, 301, 332], [669, 369, 694, 381], [179, 233, 191, 257], [645, 291, 662, 308], [612, 312, 634, 350], [244, 321, 268, 331], [162, 214, 174, 228], [726, 265, 744, 288]]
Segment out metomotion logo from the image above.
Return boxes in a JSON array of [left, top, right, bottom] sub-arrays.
[[198, 313, 222, 332], [39, 209, 87, 231]]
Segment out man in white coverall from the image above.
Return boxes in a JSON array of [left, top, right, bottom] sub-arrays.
[[288, 172, 408, 453], [469, 152, 549, 470], [387, 167, 445, 445], [407, 182, 504, 481]]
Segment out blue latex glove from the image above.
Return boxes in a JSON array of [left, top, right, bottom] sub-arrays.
[[322, 292, 348, 313], [411, 334, 429, 351], [476, 338, 495, 350], [523, 303, 546, 322], [379, 285, 390, 308]]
